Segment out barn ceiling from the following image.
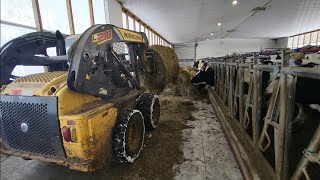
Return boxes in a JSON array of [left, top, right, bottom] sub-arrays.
[[122, 0, 320, 44]]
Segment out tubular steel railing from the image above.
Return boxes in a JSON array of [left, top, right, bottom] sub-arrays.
[[206, 48, 320, 180]]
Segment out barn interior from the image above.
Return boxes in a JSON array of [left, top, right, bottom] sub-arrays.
[[0, 0, 320, 180]]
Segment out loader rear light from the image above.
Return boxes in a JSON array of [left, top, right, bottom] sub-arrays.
[[70, 127, 77, 142], [62, 126, 77, 142], [62, 126, 71, 142]]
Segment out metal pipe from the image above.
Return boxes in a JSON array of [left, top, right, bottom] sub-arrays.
[[283, 76, 296, 180], [253, 64, 274, 72], [252, 53, 262, 147], [208, 87, 277, 180], [276, 51, 290, 180], [228, 65, 234, 113], [276, 73, 287, 180], [292, 124, 320, 180], [239, 66, 245, 125], [252, 70, 262, 147], [281, 66, 320, 80], [110, 50, 141, 89], [228, 65, 232, 112], [222, 64, 226, 103], [258, 79, 280, 152], [238, 63, 252, 68], [225, 64, 229, 105], [243, 70, 254, 129], [233, 63, 239, 118], [261, 48, 289, 51]]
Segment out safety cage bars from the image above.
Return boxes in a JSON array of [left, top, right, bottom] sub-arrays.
[[205, 46, 320, 180]]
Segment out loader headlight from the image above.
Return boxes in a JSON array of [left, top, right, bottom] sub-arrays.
[[62, 126, 77, 142]]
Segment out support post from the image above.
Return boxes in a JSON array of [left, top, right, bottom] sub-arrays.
[[276, 51, 290, 180], [31, 0, 43, 31], [88, 0, 95, 26], [238, 64, 245, 124], [252, 53, 262, 146], [66, 0, 75, 34], [292, 125, 320, 180]]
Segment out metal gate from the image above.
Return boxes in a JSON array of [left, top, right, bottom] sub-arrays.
[[207, 49, 320, 180]]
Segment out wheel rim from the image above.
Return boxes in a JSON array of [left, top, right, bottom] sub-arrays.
[[152, 98, 160, 126], [125, 113, 144, 156]]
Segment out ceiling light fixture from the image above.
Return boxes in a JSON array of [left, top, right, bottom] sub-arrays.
[[207, 38, 209, 41], [252, 6, 270, 12], [232, 0, 238, 5], [218, 22, 222, 26], [210, 32, 214, 36]]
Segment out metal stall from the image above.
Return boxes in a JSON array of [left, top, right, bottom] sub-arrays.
[[207, 48, 320, 180]]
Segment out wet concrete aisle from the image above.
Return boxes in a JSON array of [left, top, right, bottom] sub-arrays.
[[174, 101, 242, 180]]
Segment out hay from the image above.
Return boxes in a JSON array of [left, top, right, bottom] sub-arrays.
[[183, 65, 197, 78], [142, 46, 203, 99], [175, 68, 199, 98], [143, 45, 180, 92], [162, 68, 199, 99]]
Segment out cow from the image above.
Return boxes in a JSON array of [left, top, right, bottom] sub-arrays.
[[191, 60, 251, 96], [265, 68, 320, 131], [191, 61, 214, 89]]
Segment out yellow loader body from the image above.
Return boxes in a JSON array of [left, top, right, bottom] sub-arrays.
[[1, 71, 140, 171]]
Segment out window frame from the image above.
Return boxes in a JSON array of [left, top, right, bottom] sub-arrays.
[[121, 7, 171, 47], [288, 29, 320, 49]]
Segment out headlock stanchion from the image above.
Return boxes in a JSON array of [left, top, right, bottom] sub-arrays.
[[206, 47, 320, 180]]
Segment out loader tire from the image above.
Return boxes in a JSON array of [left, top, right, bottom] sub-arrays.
[[112, 109, 145, 163], [136, 93, 160, 130]]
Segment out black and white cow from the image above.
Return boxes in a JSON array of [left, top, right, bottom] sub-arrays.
[[265, 68, 320, 130], [191, 61, 214, 88], [191, 60, 250, 93]]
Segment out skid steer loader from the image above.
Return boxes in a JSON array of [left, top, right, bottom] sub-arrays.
[[0, 24, 160, 172]]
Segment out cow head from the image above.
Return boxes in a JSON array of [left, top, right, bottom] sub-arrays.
[[193, 60, 208, 71], [191, 66, 214, 87], [198, 61, 206, 71]]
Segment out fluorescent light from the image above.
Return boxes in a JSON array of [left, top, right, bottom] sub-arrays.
[[210, 32, 214, 36], [232, 0, 238, 5], [218, 22, 222, 26], [206, 38, 209, 41]]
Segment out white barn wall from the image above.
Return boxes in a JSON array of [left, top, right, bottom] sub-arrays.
[[196, 38, 278, 59], [174, 45, 196, 60], [275, 37, 289, 48], [104, 0, 122, 27]]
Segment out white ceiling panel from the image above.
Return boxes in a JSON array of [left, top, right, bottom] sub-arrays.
[[122, 0, 320, 43]]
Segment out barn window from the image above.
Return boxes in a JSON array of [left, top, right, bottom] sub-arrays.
[[39, 0, 70, 34], [71, 0, 91, 34], [93, 0, 106, 24], [0, 24, 35, 47], [122, 12, 127, 29], [128, 16, 134, 30], [135, 21, 140, 32], [1, 0, 35, 27], [288, 29, 320, 49]]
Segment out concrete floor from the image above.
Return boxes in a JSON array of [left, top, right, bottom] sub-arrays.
[[174, 101, 242, 180], [0, 99, 242, 180]]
